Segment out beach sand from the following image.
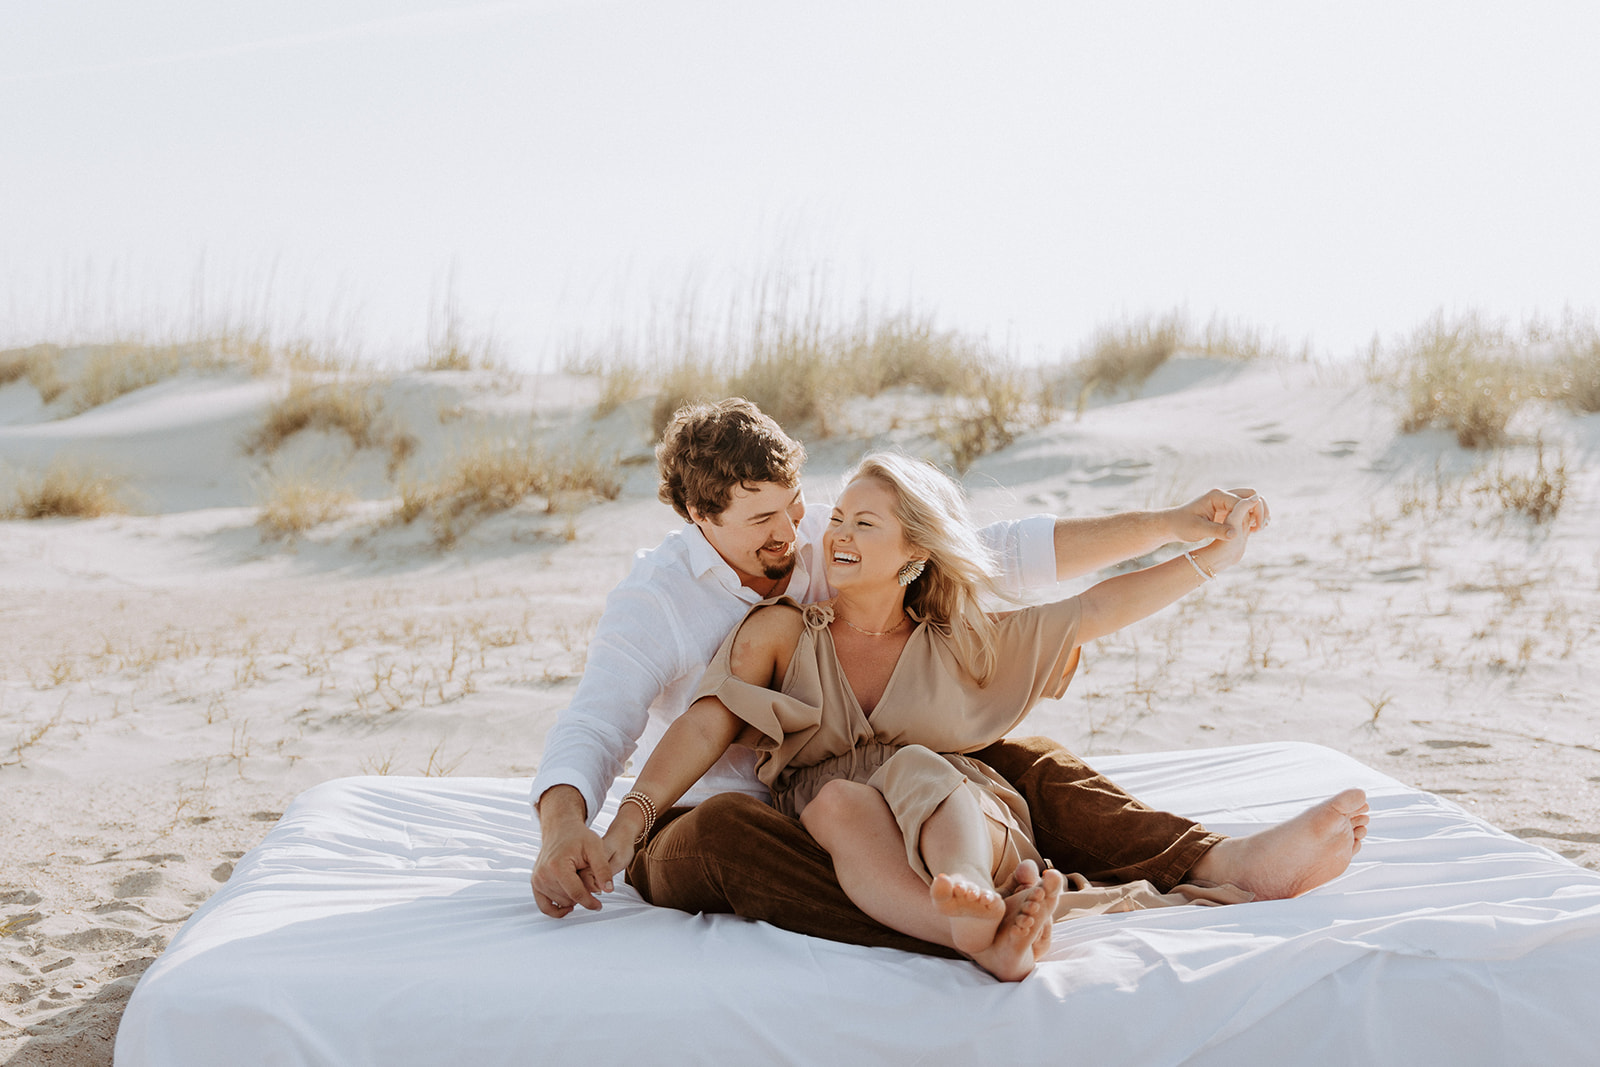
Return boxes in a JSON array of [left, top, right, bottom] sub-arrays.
[[3, 355, 1596, 1064]]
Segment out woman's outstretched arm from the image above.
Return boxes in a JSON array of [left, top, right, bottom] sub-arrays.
[[1077, 494, 1266, 645]]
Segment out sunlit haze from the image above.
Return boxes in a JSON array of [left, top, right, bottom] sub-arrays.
[[5, 0, 1598, 364]]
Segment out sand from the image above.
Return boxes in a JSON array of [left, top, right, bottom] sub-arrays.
[[2, 355, 1596, 1064]]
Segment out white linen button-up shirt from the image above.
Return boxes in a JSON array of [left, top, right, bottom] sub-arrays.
[[530, 502, 1057, 825]]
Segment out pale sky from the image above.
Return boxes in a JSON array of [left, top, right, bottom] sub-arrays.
[[4, 0, 1598, 364]]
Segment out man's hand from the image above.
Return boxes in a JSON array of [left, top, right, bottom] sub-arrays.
[[530, 786, 613, 917], [1165, 488, 1270, 544]]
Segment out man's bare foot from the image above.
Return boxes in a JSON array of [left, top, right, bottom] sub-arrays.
[[966, 880, 1050, 982], [931, 873, 1004, 955], [1190, 788, 1371, 900]]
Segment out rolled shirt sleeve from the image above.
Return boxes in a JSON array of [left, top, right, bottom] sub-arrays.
[[979, 513, 1058, 597]]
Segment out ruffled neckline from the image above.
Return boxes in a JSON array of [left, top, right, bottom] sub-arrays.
[[801, 601, 835, 631]]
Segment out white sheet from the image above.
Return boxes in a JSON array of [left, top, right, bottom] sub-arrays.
[[114, 742, 1600, 1066]]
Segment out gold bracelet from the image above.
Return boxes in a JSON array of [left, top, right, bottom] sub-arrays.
[[1183, 551, 1216, 582], [618, 791, 658, 845]]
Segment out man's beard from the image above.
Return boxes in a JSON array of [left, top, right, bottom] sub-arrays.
[[761, 549, 797, 581]]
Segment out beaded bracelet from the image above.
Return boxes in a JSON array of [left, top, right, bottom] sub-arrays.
[[618, 791, 658, 845]]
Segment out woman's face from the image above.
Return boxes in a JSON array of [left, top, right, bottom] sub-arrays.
[[824, 476, 919, 591]]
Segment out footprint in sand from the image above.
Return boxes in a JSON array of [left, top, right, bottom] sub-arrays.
[[113, 870, 164, 899], [1370, 564, 1427, 583], [1256, 432, 1291, 444], [1423, 740, 1491, 751], [1320, 439, 1359, 458], [1072, 459, 1152, 487], [133, 853, 184, 865]]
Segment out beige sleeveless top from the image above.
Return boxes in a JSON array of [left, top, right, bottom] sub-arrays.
[[690, 595, 1083, 809]]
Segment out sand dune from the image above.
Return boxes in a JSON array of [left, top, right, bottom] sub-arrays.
[[2, 354, 1596, 1063]]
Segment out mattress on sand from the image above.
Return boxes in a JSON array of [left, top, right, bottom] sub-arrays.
[[115, 742, 1600, 1066]]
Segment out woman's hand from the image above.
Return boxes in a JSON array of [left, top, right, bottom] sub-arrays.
[[599, 827, 637, 881], [1194, 494, 1266, 574], [597, 811, 644, 881]]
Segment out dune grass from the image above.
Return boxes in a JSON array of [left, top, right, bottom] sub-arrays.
[[396, 436, 623, 546], [1555, 337, 1600, 414], [1384, 311, 1600, 447], [1391, 314, 1533, 448], [245, 378, 416, 464], [66, 343, 202, 413], [1060, 311, 1297, 417], [1473, 442, 1568, 524], [0, 345, 69, 404], [418, 277, 496, 372], [256, 471, 354, 538], [572, 285, 1041, 470], [2, 460, 128, 519], [1070, 313, 1187, 412]]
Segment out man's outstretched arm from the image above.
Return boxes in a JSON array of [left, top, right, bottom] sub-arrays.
[[1052, 488, 1269, 581]]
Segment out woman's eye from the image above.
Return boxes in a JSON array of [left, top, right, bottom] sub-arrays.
[[828, 515, 841, 524]]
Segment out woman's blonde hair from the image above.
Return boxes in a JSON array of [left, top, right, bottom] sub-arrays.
[[845, 452, 1005, 686]]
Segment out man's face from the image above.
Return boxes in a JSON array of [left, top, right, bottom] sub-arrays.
[[690, 481, 805, 585]]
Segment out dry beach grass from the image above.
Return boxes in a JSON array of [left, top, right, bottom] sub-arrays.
[[1, 309, 1598, 1063]]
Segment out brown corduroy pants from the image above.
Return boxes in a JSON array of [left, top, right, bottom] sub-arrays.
[[625, 735, 1223, 959]]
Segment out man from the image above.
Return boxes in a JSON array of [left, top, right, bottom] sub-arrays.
[[532, 398, 1360, 957]]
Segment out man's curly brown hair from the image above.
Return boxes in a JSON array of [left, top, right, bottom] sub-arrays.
[[656, 398, 806, 522]]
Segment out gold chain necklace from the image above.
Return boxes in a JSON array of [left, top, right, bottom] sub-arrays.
[[835, 613, 909, 638]]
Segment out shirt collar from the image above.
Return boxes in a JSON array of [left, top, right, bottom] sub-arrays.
[[679, 516, 815, 603]]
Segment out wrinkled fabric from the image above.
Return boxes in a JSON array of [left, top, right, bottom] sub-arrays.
[[118, 743, 1600, 1067]]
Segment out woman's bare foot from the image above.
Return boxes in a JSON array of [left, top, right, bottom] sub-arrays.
[[1189, 788, 1371, 900], [966, 880, 1051, 982], [1031, 866, 1065, 961], [931, 873, 1005, 955]]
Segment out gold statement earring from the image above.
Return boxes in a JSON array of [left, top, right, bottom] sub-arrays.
[[897, 559, 926, 586]]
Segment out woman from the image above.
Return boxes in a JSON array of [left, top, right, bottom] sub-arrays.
[[601, 452, 1307, 980]]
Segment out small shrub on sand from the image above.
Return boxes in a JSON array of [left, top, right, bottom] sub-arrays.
[[639, 310, 997, 440], [0, 345, 68, 404], [595, 362, 645, 419], [256, 472, 353, 538], [1069, 313, 1186, 415], [1395, 316, 1530, 448], [246, 379, 382, 454], [1058, 311, 1290, 417], [68, 343, 199, 413], [419, 282, 495, 371], [847, 314, 984, 397], [398, 437, 623, 546], [933, 363, 1047, 473], [2, 460, 127, 519], [1473, 442, 1568, 524], [1555, 339, 1600, 413], [650, 360, 727, 440]]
